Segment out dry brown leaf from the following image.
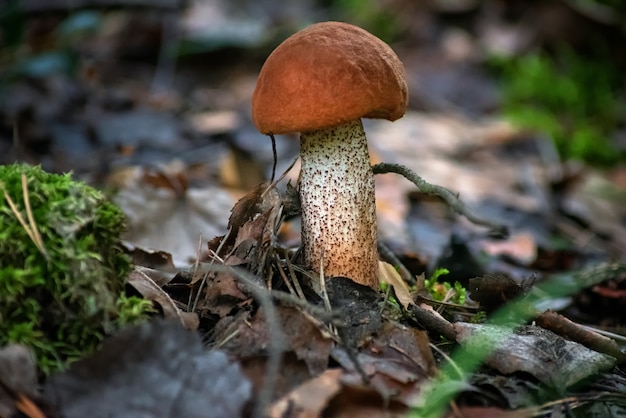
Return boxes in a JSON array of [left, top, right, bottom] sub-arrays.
[[267, 369, 343, 418], [215, 305, 333, 376], [369, 322, 436, 377], [127, 267, 199, 330], [211, 181, 282, 257], [378, 261, 413, 309], [111, 163, 233, 266], [200, 272, 250, 318]]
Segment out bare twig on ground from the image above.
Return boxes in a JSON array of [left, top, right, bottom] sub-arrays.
[[407, 303, 457, 342], [372, 162, 508, 238], [536, 310, 626, 363]]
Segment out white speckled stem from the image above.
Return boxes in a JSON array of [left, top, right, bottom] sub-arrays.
[[299, 119, 378, 287]]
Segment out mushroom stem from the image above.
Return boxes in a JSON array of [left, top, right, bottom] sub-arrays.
[[299, 119, 378, 287]]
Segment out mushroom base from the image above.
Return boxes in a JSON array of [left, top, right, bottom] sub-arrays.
[[299, 119, 379, 288]]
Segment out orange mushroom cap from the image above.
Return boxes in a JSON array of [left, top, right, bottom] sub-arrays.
[[252, 21, 408, 135]]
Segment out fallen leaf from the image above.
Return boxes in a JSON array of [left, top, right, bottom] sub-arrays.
[[468, 273, 526, 311], [378, 261, 413, 309], [44, 320, 251, 418], [267, 369, 343, 418], [127, 267, 199, 330], [215, 305, 333, 377], [112, 162, 234, 266]]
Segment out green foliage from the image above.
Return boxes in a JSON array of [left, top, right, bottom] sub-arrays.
[[328, 0, 404, 42], [491, 49, 625, 166], [428, 267, 450, 283], [0, 164, 150, 374], [424, 268, 468, 305]]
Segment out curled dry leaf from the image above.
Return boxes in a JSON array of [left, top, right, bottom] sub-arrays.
[[208, 180, 282, 264], [127, 267, 199, 330], [378, 261, 413, 309], [267, 369, 343, 418]]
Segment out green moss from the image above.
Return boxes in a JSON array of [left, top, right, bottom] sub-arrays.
[[490, 49, 625, 166], [0, 164, 151, 374]]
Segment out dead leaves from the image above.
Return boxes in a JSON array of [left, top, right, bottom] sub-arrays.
[[207, 180, 283, 270], [44, 320, 252, 418]]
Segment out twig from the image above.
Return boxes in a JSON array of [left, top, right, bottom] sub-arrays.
[[274, 253, 298, 296], [190, 227, 232, 312], [407, 303, 457, 342], [21, 174, 48, 259], [281, 249, 306, 300], [372, 162, 508, 238], [318, 248, 332, 313], [536, 310, 626, 363]]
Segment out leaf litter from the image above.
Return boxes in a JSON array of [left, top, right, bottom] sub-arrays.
[[3, 2, 626, 417], [10, 120, 626, 417]]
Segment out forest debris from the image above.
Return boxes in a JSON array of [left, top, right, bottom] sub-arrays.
[[267, 369, 343, 418], [215, 306, 333, 377], [113, 163, 234, 266], [325, 278, 384, 349], [124, 243, 178, 272], [127, 267, 199, 330], [367, 321, 436, 376], [454, 323, 616, 388], [0, 345, 40, 418], [536, 310, 626, 363], [469, 273, 528, 312], [332, 344, 428, 408], [379, 261, 414, 308], [44, 320, 251, 418]]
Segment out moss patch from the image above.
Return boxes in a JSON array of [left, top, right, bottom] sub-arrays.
[[0, 164, 150, 374]]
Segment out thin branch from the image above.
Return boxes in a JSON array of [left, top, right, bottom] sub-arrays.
[[372, 162, 508, 238]]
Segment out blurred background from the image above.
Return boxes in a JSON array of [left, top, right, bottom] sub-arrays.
[[1, 0, 625, 285]]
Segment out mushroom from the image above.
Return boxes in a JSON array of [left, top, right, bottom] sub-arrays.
[[252, 21, 408, 288]]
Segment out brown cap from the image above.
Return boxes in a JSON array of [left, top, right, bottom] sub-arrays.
[[252, 21, 408, 135]]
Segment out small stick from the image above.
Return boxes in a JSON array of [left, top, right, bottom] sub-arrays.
[[536, 310, 626, 363], [372, 162, 508, 237]]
